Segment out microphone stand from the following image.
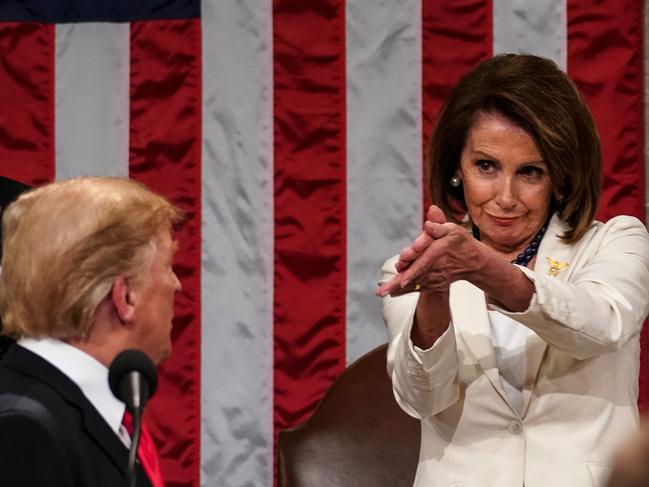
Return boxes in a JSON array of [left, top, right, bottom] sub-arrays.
[[125, 371, 147, 487], [127, 407, 143, 487], [108, 350, 157, 487]]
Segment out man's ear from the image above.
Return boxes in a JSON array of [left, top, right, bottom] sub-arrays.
[[111, 276, 137, 323]]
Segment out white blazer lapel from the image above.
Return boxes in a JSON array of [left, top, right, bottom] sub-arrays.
[[521, 214, 576, 415], [450, 215, 586, 416]]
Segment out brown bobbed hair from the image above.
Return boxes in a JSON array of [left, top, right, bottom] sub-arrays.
[[0, 177, 183, 339], [429, 53, 602, 243]]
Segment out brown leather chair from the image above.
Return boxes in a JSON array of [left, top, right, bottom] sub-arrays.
[[278, 343, 421, 486]]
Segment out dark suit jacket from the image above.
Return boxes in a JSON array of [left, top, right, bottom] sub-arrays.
[[0, 345, 153, 487]]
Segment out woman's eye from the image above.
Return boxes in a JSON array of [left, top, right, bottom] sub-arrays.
[[476, 159, 495, 172], [519, 165, 545, 178]]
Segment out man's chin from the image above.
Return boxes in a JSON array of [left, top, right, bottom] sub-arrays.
[[155, 345, 172, 366]]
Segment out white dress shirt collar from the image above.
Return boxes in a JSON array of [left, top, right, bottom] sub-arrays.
[[18, 337, 126, 436]]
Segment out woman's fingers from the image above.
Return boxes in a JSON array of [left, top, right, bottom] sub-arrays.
[[397, 241, 440, 289], [376, 273, 407, 297], [396, 208, 448, 270], [377, 241, 441, 297], [424, 221, 453, 239], [396, 230, 435, 272], [378, 211, 456, 296], [427, 205, 447, 224], [413, 230, 434, 252]]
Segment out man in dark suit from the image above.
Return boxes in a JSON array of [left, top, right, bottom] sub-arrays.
[[0, 177, 182, 486], [0, 176, 31, 357]]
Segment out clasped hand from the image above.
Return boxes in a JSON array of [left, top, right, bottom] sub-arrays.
[[375, 206, 481, 297]]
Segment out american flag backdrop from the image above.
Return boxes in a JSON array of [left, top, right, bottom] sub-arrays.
[[0, 0, 646, 485]]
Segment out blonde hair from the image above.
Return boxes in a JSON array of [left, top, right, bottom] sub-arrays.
[[0, 177, 182, 339]]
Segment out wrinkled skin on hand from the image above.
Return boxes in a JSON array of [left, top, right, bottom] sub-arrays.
[[376, 205, 483, 297]]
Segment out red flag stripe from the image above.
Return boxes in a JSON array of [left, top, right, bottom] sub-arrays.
[[568, 0, 645, 222], [567, 0, 647, 411], [272, 0, 347, 437], [128, 19, 202, 485], [421, 1, 492, 209], [0, 22, 54, 186]]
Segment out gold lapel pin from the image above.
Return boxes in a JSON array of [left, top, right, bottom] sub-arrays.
[[546, 257, 569, 277]]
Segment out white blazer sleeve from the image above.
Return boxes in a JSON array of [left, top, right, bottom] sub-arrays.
[[495, 216, 649, 360], [380, 256, 459, 419]]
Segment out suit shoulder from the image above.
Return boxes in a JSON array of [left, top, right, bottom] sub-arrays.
[[571, 215, 648, 244], [0, 364, 77, 427], [588, 215, 649, 244], [602, 215, 647, 232]]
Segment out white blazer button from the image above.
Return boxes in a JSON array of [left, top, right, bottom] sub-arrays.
[[508, 421, 523, 435]]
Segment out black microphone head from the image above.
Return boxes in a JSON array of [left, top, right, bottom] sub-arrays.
[[108, 349, 158, 411]]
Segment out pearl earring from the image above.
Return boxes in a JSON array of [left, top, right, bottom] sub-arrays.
[[450, 176, 461, 187]]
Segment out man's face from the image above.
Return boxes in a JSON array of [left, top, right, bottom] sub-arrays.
[[131, 231, 181, 365]]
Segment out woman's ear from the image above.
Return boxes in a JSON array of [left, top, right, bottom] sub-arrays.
[[111, 276, 136, 323]]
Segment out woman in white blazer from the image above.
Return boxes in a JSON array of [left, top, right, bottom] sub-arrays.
[[376, 54, 649, 487]]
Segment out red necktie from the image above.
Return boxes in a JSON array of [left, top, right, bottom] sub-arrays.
[[122, 411, 165, 487]]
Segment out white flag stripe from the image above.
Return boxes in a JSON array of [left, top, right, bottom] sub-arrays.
[[200, 0, 274, 485], [493, 0, 567, 70], [54, 23, 129, 179], [345, 0, 423, 364]]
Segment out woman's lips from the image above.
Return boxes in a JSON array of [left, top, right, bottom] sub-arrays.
[[487, 214, 519, 225]]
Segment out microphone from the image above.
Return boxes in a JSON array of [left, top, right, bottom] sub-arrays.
[[108, 349, 158, 487], [108, 349, 158, 413]]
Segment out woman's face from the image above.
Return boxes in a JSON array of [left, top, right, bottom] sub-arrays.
[[458, 111, 553, 255]]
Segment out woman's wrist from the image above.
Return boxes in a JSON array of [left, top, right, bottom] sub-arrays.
[[467, 247, 535, 312], [411, 289, 451, 349]]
